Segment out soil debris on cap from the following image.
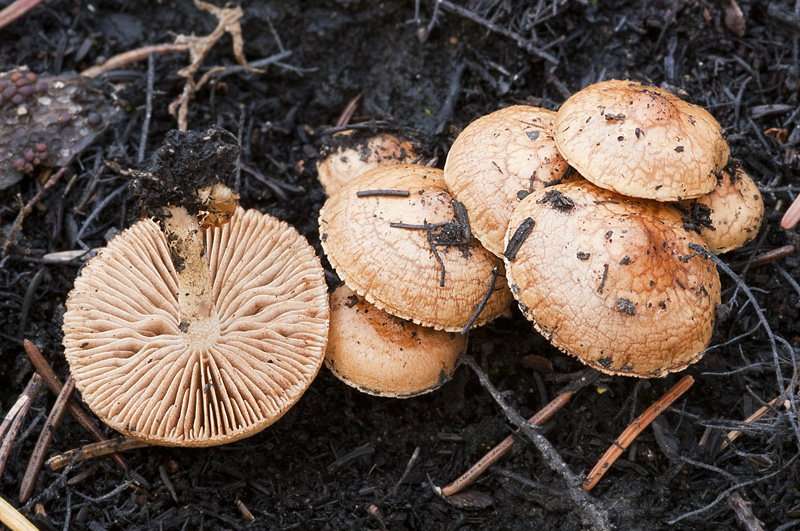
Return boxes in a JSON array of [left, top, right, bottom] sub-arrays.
[[553, 79, 729, 201], [504, 181, 720, 377], [444, 105, 574, 257], [319, 163, 512, 332], [325, 284, 466, 398]]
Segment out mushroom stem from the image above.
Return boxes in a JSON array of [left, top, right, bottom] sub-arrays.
[[161, 183, 238, 333], [163, 205, 216, 322]]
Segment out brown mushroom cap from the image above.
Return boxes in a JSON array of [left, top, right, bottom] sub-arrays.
[[554, 80, 729, 201], [444, 105, 573, 257], [681, 166, 764, 254], [325, 284, 467, 397], [319, 163, 512, 332], [504, 181, 721, 377], [317, 131, 418, 195], [63, 207, 330, 446]]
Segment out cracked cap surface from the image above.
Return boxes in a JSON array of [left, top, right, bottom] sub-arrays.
[[319, 163, 511, 332], [504, 181, 720, 377], [554, 80, 729, 201]]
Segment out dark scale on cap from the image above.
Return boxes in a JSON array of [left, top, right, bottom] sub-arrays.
[[536, 189, 575, 213], [615, 298, 636, 315], [0, 68, 121, 190]]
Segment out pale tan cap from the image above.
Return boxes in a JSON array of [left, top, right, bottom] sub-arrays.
[[504, 181, 721, 377], [554, 80, 729, 201], [319, 163, 512, 332], [317, 131, 418, 195], [681, 166, 763, 254], [63, 208, 330, 446], [325, 284, 467, 397], [444, 105, 573, 256]]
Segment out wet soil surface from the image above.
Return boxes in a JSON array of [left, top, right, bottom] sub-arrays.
[[1, 1, 800, 529]]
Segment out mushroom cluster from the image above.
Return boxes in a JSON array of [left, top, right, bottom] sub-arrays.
[[63, 128, 330, 446], [441, 79, 764, 377]]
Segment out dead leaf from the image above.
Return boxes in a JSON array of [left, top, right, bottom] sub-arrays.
[[723, 0, 745, 38]]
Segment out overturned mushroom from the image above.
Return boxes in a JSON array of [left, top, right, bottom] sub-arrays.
[[504, 181, 721, 377], [62, 128, 329, 446], [554, 80, 729, 201], [444, 105, 573, 257], [326, 284, 467, 397], [680, 165, 764, 254], [316, 130, 418, 195], [319, 163, 511, 332]]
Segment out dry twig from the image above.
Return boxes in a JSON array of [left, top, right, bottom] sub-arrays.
[[23, 340, 127, 470], [0, 374, 44, 478], [46, 437, 150, 471], [169, 0, 256, 130], [583, 375, 694, 491], [441, 390, 573, 496], [0, 0, 43, 31], [79, 43, 190, 79], [459, 356, 611, 530], [19, 377, 75, 503]]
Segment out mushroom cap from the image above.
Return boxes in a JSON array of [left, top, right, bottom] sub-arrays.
[[444, 105, 573, 257], [63, 207, 330, 447], [681, 166, 764, 254], [504, 181, 721, 377], [319, 163, 512, 332], [317, 131, 418, 195], [325, 284, 467, 397], [554, 80, 729, 201]]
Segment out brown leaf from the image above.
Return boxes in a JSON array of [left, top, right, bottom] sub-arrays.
[[723, 0, 745, 38]]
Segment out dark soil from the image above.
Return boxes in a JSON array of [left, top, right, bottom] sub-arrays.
[[2, 1, 800, 529]]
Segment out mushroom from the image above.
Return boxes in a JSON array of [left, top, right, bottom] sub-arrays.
[[319, 163, 512, 332], [443, 105, 574, 257], [316, 130, 418, 195], [553, 80, 729, 201], [325, 284, 467, 397], [62, 128, 330, 446], [503, 180, 721, 377], [680, 164, 764, 253]]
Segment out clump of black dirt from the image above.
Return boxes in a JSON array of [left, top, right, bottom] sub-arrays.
[[130, 126, 241, 215]]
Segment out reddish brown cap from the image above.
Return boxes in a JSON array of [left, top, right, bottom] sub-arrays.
[[325, 284, 467, 397], [504, 181, 721, 377], [554, 80, 729, 201], [444, 105, 573, 256], [319, 163, 512, 332], [681, 166, 763, 253], [317, 131, 418, 195], [63, 208, 330, 446]]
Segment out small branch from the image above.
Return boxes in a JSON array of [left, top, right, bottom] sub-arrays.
[[686, 243, 800, 447], [0, 374, 44, 478], [23, 340, 127, 470], [441, 389, 573, 496], [0, 0, 44, 31], [438, 0, 558, 65], [80, 43, 190, 79], [727, 491, 765, 531], [583, 375, 694, 491], [376, 447, 420, 504], [19, 377, 75, 503], [46, 437, 150, 471], [460, 356, 611, 530]]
